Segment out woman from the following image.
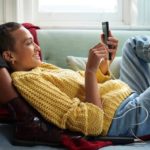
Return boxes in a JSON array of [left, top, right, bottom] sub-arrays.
[[0, 22, 149, 138]]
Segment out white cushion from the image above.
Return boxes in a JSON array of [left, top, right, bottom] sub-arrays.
[[109, 57, 121, 79], [66, 56, 88, 71], [66, 56, 121, 78]]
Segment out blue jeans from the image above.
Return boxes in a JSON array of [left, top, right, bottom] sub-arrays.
[[108, 36, 150, 137]]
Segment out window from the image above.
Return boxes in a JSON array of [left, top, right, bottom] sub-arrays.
[[39, 0, 118, 13], [32, 0, 122, 28], [2, 0, 150, 29]]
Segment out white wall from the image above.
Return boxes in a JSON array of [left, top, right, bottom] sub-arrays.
[[0, 0, 4, 24]]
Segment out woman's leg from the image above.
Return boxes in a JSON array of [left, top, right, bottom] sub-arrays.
[[120, 35, 150, 94], [108, 36, 150, 137], [108, 91, 150, 137]]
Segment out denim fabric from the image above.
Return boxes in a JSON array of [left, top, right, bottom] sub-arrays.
[[108, 36, 150, 137]]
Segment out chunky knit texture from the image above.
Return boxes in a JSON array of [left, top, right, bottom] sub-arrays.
[[11, 63, 132, 136]]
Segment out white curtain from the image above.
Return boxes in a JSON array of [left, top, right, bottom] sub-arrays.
[[138, 0, 150, 26]]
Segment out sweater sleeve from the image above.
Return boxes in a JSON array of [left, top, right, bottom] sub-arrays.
[[96, 69, 111, 83], [11, 71, 104, 136]]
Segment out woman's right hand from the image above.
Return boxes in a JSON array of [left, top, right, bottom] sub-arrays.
[[86, 43, 108, 74]]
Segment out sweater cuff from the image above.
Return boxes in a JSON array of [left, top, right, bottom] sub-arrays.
[[96, 69, 111, 83]]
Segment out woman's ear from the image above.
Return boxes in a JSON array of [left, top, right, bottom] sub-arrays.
[[2, 51, 16, 64]]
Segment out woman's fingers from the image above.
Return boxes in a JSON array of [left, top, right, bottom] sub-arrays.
[[107, 37, 118, 49]]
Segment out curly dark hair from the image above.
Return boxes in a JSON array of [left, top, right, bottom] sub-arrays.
[[0, 22, 21, 54]]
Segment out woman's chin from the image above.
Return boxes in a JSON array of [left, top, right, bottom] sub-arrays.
[[36, 60, 42, 66], [31, 60, 42, 68]]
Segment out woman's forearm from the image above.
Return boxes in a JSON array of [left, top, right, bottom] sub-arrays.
[[85, 70, 102, 108]]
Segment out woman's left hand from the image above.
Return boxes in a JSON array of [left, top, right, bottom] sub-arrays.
[[101, 31, 118, 63]]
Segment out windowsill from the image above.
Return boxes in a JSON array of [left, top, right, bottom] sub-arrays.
[[37, 21, 150, 30]]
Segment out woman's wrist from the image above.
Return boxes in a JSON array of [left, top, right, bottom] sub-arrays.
[[85, 69, 96, 74]]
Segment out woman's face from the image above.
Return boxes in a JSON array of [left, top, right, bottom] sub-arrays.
[[6, 26, 42, 71]]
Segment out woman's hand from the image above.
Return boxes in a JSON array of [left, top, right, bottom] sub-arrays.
[[86, 43, 108, 74], [86, 31, 118, 75], [101, 31, 119, 64]]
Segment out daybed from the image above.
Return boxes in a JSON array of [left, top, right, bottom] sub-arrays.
[[1, 28, 150, 150]]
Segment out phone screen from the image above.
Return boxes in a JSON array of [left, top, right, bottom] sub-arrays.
[[102, 22, 109, 45]]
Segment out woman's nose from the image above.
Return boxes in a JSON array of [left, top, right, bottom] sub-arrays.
[[34, 43, 41, 52]]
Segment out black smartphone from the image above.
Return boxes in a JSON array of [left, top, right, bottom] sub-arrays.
[[102, 21, 111, 60]]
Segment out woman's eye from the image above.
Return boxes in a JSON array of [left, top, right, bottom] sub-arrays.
[[26, 41, 33, 45]]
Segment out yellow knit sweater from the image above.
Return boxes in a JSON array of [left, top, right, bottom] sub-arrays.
[[11, 63, 132, 136]]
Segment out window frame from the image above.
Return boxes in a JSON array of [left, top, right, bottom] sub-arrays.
[[32, 0, 124, 28], [1, 0, 150, 29]]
